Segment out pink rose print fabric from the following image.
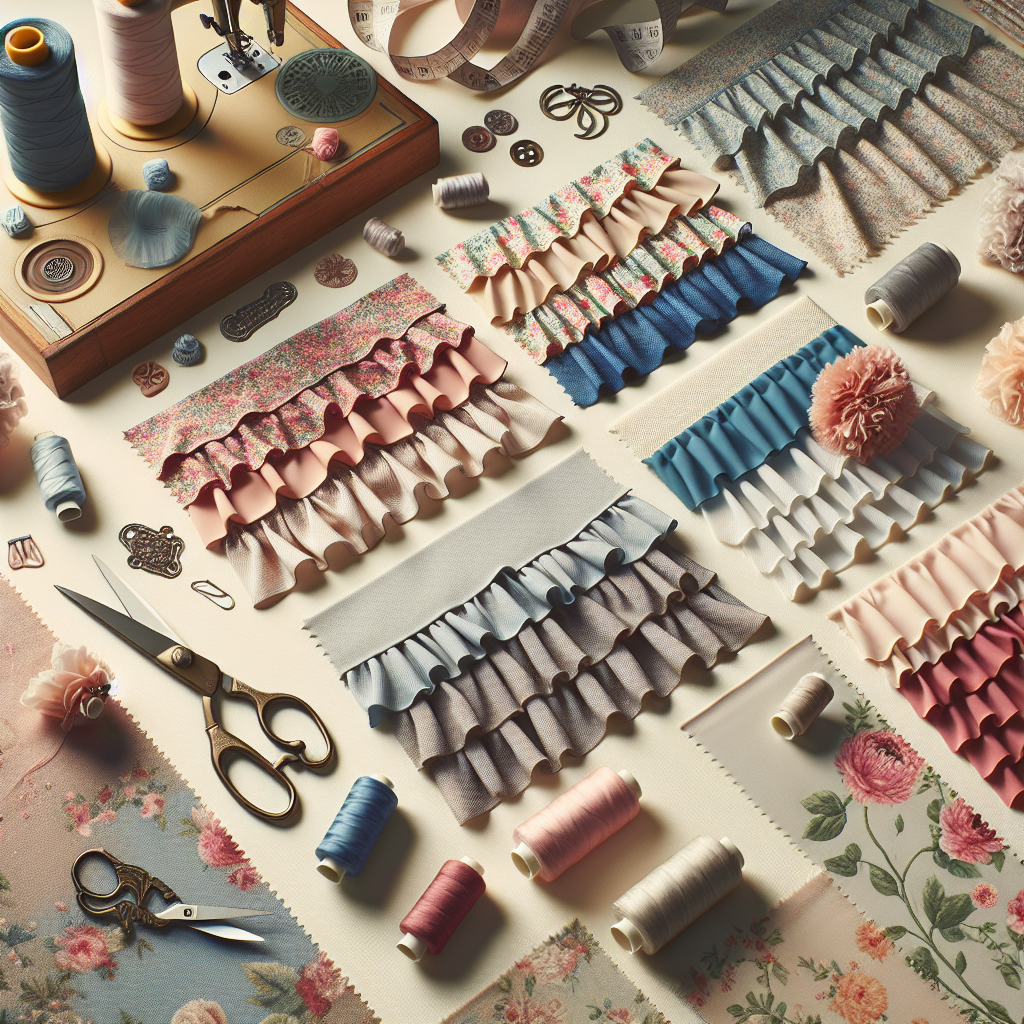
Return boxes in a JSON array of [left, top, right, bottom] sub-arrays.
[[0, 574, 377, 1024], [685, 636, 1024, 1021], [441, 919, 667, 1024]]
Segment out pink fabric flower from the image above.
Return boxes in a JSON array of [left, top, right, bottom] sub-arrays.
[[296, 952, 342, 1019], [834, 730, 925, 806], [140, 793, 164, 819], [19, 643, 112, 731], [171, 1000, 228, 1024], [0, 349, 27, 449], [978, 149, 1024, 274], [973, 882, 999, 909], [228, 864, 261, 890], [940, 798, 1004, 864], [809, 347, 919, 463], [1008, 890, 1024, 934], [191, 807, 244, 867], [977, 316, 1024, 426], [53, 925, 117, 976]]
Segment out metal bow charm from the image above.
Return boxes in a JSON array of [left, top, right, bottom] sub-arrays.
[[540, 83, 623, 140]]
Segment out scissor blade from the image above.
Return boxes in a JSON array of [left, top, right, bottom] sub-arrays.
[[55, 586, 180, 663], [155, 904, 274, 922], [93, 555, 184, 644], [187, 922, 264, 943]]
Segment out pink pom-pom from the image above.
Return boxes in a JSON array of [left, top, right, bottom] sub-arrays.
[[809, 346, 919, 463], [978, 150, 1024, 274], [310, 127, 339, 161], [977, 316, 1024, 427]]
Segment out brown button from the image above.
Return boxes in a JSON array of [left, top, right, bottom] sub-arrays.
[[132, 360, 169, 397]]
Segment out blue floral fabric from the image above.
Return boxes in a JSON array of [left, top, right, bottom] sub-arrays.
[[644, 325, 864, 510], [546, 235, 806, 407]]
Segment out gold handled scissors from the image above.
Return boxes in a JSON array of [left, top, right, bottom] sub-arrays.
[[72, 848, 270, 941], [56, 556, 334, 824]]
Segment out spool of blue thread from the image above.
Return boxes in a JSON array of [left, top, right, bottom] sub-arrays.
[[30, 430, 86, 522], [0, 19, 96, 193], [316, 774, 397, 882]]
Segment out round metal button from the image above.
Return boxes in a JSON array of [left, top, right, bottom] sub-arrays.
[[462, 126, 496, 153], [510, 139, 544, 167], [484, 109, 517, 136], [42, 255, 75, 284]]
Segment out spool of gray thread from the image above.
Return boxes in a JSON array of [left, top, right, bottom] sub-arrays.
[[864, 243, 960, 334]]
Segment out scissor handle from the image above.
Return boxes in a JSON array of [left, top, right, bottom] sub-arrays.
[[203, 695, 301, 823], [225, 678, 334, 770], [71, 849, 178, 931]]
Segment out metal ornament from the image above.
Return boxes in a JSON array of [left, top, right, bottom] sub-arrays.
[[8, 535, 43, 569], [276, 125, 306, 148], [191, 580, 236, 610], [132, 360, 169, 397], [119, 523, 184, 579], [314, 254, 357, 288], [462, 125, 496, 152], [540, 83, 623, 140], [275, 49, 377, 122], [484, 109, 517, 136], [510, 139, 544, 166], [220, 282, 298, 341]]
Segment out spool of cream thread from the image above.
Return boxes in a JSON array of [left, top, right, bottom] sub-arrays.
[[397, 857, 485, 962], [771, 672, 835, 741], [363, 216, 405, 257], [512, 768, 641, 882], [864, 243, 960, 334], [432, 172, 489, 210], [611, 836, 744, 955]]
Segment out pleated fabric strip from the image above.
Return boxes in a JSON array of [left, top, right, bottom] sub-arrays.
[[544, 236, 806, 407], [222, 382, 563, 608], [638, 0, 1024, 272]]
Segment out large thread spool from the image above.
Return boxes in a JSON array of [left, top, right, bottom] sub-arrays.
[[315, 774, 397, 882], [398, 857, 485, 961], [0, 19, 110, 207], [611, 836, 743, 954], [30, 431, 86, 522], [93, 0, 198, 139], [512, 767, 641, 882], [864, 243, 960, 334], [432, 172, 489, 210], [771, 672, 834, 741]]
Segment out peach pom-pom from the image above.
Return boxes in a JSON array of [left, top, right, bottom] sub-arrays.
[[310, 127, 339, 161], [0, 347, 27, 449], [977, 315, 1024, 427], [809, 346, 919, 463], [978, 150, 1024, 274]]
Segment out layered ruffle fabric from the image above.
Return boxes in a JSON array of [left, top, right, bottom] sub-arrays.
[[221, 382, 563, 608], [543, 236, 807, 407], [900, 608, 1024, 807], [436, 140, 719, 299], [828, 483, 1024, 669], [700, 407, 991, 599], [962, 0, 1024, 48], [340, 493, 676, 725], [394, 545, 767, 822], [638, 0, 1024, 272], [644, 326, 863, 510], [125, 275, 450, 474], [504, 206, 751, 360]]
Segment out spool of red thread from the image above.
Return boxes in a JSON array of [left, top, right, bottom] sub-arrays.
[[397, 857, 485, 961], [511, 767, 641, 882]]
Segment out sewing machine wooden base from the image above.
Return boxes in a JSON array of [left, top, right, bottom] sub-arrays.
[[0, 4, 438, 398]]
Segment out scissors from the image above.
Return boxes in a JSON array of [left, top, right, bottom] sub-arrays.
[[72, 848, 269, 941], [56, 556, 335, 823]]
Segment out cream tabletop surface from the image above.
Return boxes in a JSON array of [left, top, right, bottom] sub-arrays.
[[2, 1, 1024, 1021]]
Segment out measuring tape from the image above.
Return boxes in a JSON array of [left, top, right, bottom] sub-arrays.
[[348, 0, 725, 90]]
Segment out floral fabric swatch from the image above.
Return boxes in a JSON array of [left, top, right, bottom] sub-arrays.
[[0, 574, 376, 1024], [681, 870, 962, 1024], [684, 636, 1024, 1023], [440, 918, 666, 1024]]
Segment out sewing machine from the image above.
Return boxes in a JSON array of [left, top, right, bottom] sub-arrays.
[[0, 0, 438, 398]]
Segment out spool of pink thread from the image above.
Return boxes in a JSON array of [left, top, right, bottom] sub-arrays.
[[397, 857, 485, 961], [511, 767, 641, 882]]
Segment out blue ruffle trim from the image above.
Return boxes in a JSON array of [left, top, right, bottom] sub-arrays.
[[545, 235, 806, 407], [346, 494, 677, 725], [644, 325, 864, 510]]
